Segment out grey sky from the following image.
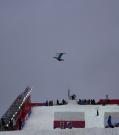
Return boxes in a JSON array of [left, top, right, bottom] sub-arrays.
[[0, 0, 119, 117]]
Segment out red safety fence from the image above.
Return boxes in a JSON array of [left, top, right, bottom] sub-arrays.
[[30, 103, 46, 107], [97, 99, 119, 105], [54, 120, 85, 129]]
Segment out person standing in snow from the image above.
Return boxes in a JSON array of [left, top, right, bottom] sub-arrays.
[[107, 115, 114, 128], [97, 109, 99, 116]]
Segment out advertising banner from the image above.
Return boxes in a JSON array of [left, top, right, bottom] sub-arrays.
[[104, 112, 119, 128], [54, 112, 85, 128]]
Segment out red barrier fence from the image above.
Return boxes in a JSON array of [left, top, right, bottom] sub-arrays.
[[54, 121, 85, 129], [30, 103, 46, 107], [98, 99, 119, 105]]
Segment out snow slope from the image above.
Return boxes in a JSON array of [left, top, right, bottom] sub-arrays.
[[0, 102, 119, 135], [24, 102, 119, 130], [0, 127, 119, 135]]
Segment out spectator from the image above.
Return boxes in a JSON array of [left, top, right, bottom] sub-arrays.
[[45, 100, 48, 106], [49, 100, 53, 106], [62, 99, 66, 105], [78, 99, 81, 104], [67, 121, 72, 129], [1, 118, 8, 130], [9, 120, 13, 130], [1, 118, 5, 127], [96, 109, 99, 116], [87, 99, 91, 104], [56, 100, 60, 105], [107, 115, 114, 128], [71, 94, 76, 100]]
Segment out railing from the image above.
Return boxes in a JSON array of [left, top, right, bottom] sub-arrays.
[[0, 86, 32, 131]]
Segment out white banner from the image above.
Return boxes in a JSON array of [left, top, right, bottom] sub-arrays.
[[54, 112, 85, 121]]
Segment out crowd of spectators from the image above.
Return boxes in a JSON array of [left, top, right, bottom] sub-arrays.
[[56, 99, 67, 105], [77, 99, 96, 105], [45, 99, 67, 106], [45, 100, 53, 106], [45, 98, 96, 106]]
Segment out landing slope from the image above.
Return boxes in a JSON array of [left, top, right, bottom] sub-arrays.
[[24, 103, 119, 129], [0, 103, 119, 135]]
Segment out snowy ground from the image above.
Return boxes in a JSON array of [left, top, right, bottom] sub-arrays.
[[0, 128, 119, 135], [24, 102, 119, 129], [0, 101, 119, 135]]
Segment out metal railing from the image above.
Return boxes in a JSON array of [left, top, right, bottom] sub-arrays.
[[0, 86, 32, 131]]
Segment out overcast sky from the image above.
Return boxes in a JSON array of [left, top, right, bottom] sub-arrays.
[[0, 0, 119, 117]]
